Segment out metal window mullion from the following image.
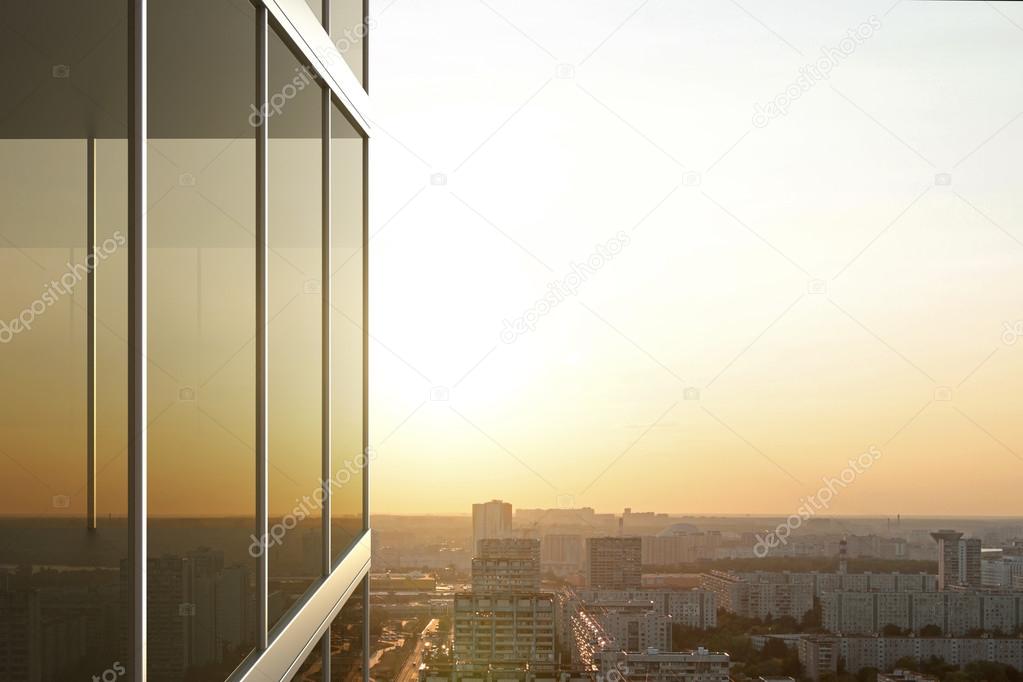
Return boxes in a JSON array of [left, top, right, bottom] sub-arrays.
[[321, 3, 333, 678], [256, 4, 270, 653], [128, 1, 148, 679], [361, 128, 370, 682], [87, 136, 97, 532]]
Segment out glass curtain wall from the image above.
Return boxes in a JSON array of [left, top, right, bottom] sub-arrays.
[[0, 2, 130, 680], [1, 1, 367, 680], [146, 1, 258, 680]]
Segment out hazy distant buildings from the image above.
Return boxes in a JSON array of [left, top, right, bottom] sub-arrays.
[[541, 534, 584, 575], [587, 537, 642, 590], [931, 530, 981, 589], [641, 532, 720, 565], [473, 500, 514, 554]]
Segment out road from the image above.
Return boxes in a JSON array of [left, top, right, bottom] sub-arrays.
[[394, 619, 439, 682]]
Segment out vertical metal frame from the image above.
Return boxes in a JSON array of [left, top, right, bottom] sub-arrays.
[[128, 0, 148, 679], [320, 2, 333, 678], [256, 3, 271, 653], [86, 136, 97, 532]]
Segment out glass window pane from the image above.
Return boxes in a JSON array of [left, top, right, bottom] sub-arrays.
[[294, 641, 324, 682], [0, 2, 129, 679], [330, 578, 366, 681], [147, 1, 257, 679], [331, 105, 365, 562], [330, 0, 367, 87], [268, 27, 323, 626]]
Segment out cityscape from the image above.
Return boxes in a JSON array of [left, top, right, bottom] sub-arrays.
[[359, 501, 1023, 681]]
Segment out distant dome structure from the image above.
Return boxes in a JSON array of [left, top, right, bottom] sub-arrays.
[[657, 522, 700, 537]]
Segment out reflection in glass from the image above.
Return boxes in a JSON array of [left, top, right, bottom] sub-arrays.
[[331, 0, 367, 87], [331, 105, 365, 562], [330, 579, 366, 681], [0, 1, 129, 679], [268, 27, 323, 627], [146, 1, 257, 679]]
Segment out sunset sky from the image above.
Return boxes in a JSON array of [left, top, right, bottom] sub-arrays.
[[2, 0, 1023, 520], [367, 0, 1023, 515]]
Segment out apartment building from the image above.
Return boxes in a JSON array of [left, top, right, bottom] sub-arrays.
[[576, 589, 717, 629], [641, 533, 720, 565], [800, 636, 1023, 681], [473, 500, 514, 553], [456, 535, 553, 669], [587, 538, 643, 590], [820, 590, 1023, 636], [597, 648, 731, 682], [700, 571, 814, 620], [982, 555, 1023, 588], [542, 534, 585, 575], [0, 1, 371, 680], [453, 594, 557, 667]]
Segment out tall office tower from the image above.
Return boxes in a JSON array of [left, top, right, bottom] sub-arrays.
[[472, 499, 514, 554], [932, 530, 964, 590], [931, 530, 981, 589], [959, 538, 982, 587], [587, 537, 643, 589], [0, 2, 371, 680], [472, 538, 541, 594]]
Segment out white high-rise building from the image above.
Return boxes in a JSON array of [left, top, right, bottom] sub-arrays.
[[473, 499, 513, 554]]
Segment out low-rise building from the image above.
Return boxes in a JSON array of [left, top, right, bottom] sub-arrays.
[[596, 647, 730, 682]]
